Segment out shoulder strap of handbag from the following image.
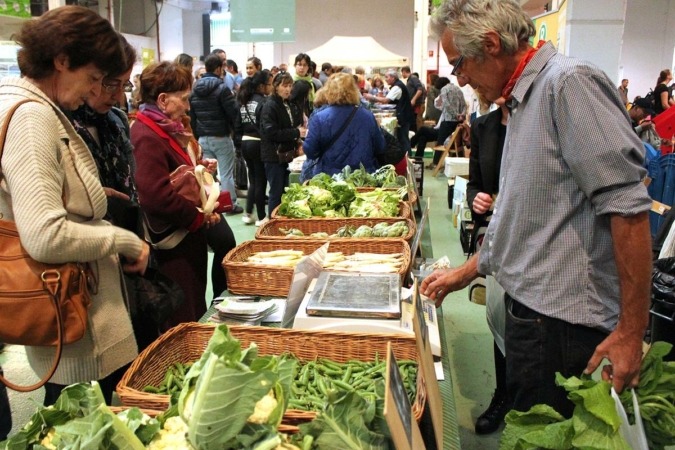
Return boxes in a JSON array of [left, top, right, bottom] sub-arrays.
[[0, 99, 40, 174], [0, 98, 71, 392], [315, 105, 359, 162]]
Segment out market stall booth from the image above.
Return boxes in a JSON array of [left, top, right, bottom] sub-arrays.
[[290, 35, 408, 69]]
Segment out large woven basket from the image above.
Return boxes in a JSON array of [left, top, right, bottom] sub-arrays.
[[116, 323, 426, 426], [270, 200, 411, 220], [222, 238, 411, 296], [255, 217, 416, 242]]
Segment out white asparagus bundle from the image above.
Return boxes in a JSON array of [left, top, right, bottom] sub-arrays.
[[247, 249, 305, 266], [322, 252, 404, 273]]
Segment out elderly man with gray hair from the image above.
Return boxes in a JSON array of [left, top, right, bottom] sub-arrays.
[[421, 0, 652, 421], [364, 68, 415, 155]]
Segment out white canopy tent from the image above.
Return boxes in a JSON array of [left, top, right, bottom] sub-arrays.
[[293, 36, 409, 69]]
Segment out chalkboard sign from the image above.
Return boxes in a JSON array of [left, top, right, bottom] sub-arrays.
[[413, 282, 443, 448], [384, 343, 425, 449]]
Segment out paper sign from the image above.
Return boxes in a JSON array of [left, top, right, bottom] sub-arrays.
[[412, 280, 443, 449], [282, 242, 328, 328], [384, 343, 425, 450]]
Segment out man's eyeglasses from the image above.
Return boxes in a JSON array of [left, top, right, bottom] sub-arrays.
[[451, 55, 464, 76], [102, 80, 134, 93]]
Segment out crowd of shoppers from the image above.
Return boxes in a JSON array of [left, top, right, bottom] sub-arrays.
[[2, 2, 668, 445]]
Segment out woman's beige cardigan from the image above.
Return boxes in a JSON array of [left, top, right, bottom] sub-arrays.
[[0, 77, 143, 384]]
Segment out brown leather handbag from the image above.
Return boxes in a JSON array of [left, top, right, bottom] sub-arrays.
[[0, 99, 94, 392]]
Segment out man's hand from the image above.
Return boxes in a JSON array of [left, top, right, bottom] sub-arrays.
[[584, 212, 651, 393], [472, 192, 493, 214], [420, 253, 480, 307], [640, 120, 654, 131], [584, 328, 644, 392]]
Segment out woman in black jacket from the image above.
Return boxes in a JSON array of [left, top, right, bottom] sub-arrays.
[[235, 70, 272, 226], [466, 99, 510, 435], [260, 72, 306, 220]]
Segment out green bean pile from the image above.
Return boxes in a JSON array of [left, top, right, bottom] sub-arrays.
[[288, 357, 418, 411], [142, 361, 193, 395]]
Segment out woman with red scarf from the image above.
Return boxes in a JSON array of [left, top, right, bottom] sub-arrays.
[[131, 61, 223, 327]]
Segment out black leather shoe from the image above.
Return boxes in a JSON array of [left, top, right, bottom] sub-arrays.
[[226, 204, 244, 215], [475, 390, 509, 435]]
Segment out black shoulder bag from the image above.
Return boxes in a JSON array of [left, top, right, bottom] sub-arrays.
[[376, 127, 408, 166]]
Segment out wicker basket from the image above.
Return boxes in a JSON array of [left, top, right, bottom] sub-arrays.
[[116, 323, 426, 426], [222, 239, 411, 296], [255, 217, 416, 242], [271, 200, 411, 220]]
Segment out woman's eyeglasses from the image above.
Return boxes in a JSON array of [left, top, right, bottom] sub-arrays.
[[102, 80, 134, 93]]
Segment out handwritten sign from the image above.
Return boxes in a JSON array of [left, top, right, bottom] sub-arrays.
[[413, 280, 443, 448], [384, 342, 425, 449]]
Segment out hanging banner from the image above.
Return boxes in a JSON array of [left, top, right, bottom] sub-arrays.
[[141, 48, 156, 68], [0, 0, 30, 19]]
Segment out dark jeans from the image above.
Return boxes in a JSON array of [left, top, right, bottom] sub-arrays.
[[206, 218, 236, 298], [432, 120, 460, 164], [412, 126, 439, 158], [265, 162, 289, 217], [494, 341, 507, 394], [505, 294, 607, 418], [396, 122, 411, 156], [242, 141, 267, 221], [0, 367, 10, 440]]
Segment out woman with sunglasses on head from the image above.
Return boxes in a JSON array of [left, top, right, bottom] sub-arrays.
[[0, 6, 149, 404], [235, 69, 273, 226]]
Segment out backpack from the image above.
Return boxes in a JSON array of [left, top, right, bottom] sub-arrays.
[[644, 89, 657, 112]]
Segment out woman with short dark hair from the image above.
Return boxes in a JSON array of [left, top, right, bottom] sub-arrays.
[[245, 56, 262, 79], [0, 5, 149, 405], [293, 53, 315, 114]]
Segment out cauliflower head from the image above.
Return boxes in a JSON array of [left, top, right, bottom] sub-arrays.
[[247, 390, 278, 424]]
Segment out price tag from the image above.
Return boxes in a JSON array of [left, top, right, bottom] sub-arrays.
[[412, 280, 443, 449], [384, 342, 425, 450]]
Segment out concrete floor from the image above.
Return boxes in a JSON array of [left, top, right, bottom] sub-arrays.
[[3, 158, 503, 448]]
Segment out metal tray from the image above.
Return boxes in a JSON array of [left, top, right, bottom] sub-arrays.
[[306, 271, 401, 319]]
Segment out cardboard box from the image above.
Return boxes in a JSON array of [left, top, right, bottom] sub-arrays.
[[452, 199, 463, 228], [444, 157, 470, 178], [453, 175, 468, 203]]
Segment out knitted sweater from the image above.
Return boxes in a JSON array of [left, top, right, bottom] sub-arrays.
[[0, 77, 142, 384]]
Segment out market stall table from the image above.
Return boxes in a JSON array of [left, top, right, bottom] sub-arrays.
[[199, 199, 461, 450]]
